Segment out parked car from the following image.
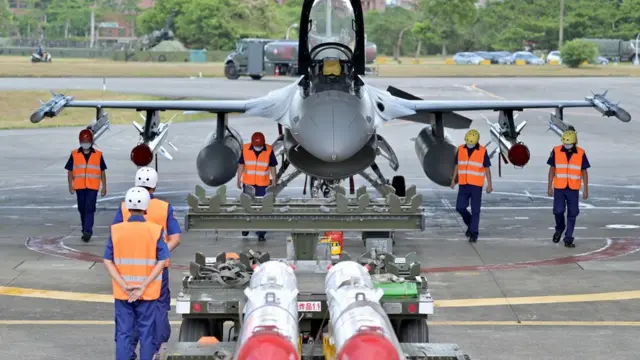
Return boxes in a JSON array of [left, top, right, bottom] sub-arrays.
[[592, 55, 610, 65], [453, 52, 485, 64], [546, 50, 561, 64], [511, 51, 545, 65], [475, 51, 512, 64]]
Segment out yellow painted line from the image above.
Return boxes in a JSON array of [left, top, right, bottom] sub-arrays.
[[4, 286, 640, 308], [470, 84, 598, 117], [0, 286, 177, 306], [2, 320, 640, 327], [435, 290, 640, 308]]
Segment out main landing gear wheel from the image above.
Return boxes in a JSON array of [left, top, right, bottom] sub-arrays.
[[391, 175, 406, 197], [397, 319, 429, 343], [178, 319, 210, 342]]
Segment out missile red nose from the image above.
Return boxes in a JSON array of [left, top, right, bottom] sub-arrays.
[[130, 144, 153, 167], [507, 143, 530, 167], [236, 332, 299, 360], [337, 332, 400, 360]]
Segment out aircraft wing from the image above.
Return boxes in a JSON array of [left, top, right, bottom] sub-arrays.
[[384, 85, 631, 126], [29, 78, 302, 124]]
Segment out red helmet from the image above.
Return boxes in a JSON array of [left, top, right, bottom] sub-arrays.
[[79, 129, 94, 143], [251, 132, 265, 147]]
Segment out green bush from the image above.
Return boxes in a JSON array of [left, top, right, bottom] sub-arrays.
[[560, 39, 598, 68]]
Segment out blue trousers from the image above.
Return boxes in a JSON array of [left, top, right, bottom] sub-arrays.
[[553, 188, 580, 243], [243, 184, 267, 237], [115, 299, 157, 360], [130, 268, 170, 358], [76, 189, 98, 235], [455, 185, 483, 236]]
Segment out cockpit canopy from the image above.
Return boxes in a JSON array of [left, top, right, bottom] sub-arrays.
[[308, 0, 355, 61]]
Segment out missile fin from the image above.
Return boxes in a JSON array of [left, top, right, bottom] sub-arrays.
[[158, 147, 173, 161]]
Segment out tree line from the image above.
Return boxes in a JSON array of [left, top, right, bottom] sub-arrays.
[[2, 0, 640, 55]]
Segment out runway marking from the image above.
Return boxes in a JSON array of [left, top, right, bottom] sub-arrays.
[[548, 227, 587, 230], [605, 224, 640, 229], [2, 320, 640, 327], [25, 237, 640, 274], [421, 238, 640, 273], [3, 285, 640, 308], [0, 185, 46, 192]]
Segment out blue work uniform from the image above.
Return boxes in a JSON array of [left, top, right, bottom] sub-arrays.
[[238, 145, 278, 238], [547, 147, 590, 244], [112, 194, 181, 358], [65, 147, 107, 236], [454, 145, 492, 237], [104, 215, 170, 360]]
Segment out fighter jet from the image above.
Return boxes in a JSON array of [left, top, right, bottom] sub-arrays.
[[30, 0, 631, 197]]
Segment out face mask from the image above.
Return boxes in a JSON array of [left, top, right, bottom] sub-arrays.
[[80, 143, 91, 150], [466, 144, 475, 149], [563, 144, 573, 149], [254, 146, 264, 151]]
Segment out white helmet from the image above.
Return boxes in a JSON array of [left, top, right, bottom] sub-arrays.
[[124, 187, 150, 211], [135, 167, 158, 189]]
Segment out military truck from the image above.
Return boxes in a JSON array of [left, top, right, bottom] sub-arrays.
[[581, 38, 636, 61], [157, 183, 471, 359], [224, 37, 378, 80]]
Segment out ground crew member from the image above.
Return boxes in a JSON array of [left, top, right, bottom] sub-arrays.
[[112, 167, 181, 358], [103, 187, 169, 360], [547, 130, 590, 248], [236, 131, 278, 241], [65, 129, 107, 242], [450, 129, 493, 243]]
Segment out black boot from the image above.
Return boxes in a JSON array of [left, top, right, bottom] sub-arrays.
[[468, 234, 478, 243], [81, 232, 91, 242], [241, 231, 249, 236], [564, 242, 575, 248], [552, 231, 562, 243], [465, 229, 470, 238], [258, 234, 266, 242]]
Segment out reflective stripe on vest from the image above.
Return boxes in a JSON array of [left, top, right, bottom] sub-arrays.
[[110, 221, 163, 301], [71, 150, 102, 190], [121, 198, 170, 267], [553, 145, 584, 190], [242, 144, 272, 187], [457, 145, 486, 187]]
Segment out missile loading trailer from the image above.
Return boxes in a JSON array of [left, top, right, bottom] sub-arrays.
[[158, 184, 471, 359]]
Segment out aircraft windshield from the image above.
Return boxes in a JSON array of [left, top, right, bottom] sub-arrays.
[[308, 0, 355, 60]]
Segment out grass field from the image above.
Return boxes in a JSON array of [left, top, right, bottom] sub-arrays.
[[2, 56, 640, 77], [0, 90, 207, 129]]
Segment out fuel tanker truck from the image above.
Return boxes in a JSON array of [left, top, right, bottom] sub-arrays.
[[224, 37, 377, 80]]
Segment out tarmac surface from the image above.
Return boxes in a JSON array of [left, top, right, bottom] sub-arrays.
[[1, 77, 640, 359]]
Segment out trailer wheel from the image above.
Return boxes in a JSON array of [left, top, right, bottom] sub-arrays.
[[397, 319, 429, 343], [178, 318, 209, 342], [391, 175, 406, 197]]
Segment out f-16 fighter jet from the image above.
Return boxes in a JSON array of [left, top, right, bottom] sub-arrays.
[[30, 0, 631, 197]]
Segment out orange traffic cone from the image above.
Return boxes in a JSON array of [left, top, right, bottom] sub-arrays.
[[275, 65, 280, 76]]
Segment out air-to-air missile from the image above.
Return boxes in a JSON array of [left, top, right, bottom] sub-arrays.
[[29, 92, 73, 124], [586, 91, 632, 123], [483, 114, 530, 168]]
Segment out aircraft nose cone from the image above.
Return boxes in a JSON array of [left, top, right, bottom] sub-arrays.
[[296, 92, 370, 162]]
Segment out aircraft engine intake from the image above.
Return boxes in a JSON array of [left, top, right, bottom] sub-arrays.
[[283, 129, 375, 180], [415, 126, 457, 187], [196, 127, 243, 187]]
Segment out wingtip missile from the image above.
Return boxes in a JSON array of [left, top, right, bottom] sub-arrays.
[[30, 92, 74, 123], [586, 91, 631, 123]]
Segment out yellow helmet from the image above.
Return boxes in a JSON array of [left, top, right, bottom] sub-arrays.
[[561, 130, 577, 145], [464, 129, 480, 146]]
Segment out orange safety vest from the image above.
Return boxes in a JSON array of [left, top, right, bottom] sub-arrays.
[[553, 145, 584, 190], [71, 149, 103, 190], [457, 145, 487, 187], [121, 198, 170, 267], [242, 144, 272, 187], [110, 221, 164, 301]]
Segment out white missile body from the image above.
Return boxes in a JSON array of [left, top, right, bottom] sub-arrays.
[[325, 261, 404, 360], [235, 261, 300, 360], [89, 112, 111, 143]]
